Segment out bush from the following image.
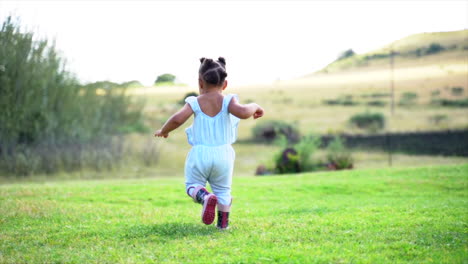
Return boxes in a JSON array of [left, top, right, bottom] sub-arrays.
[[399, 92, 418, 106], [431, 90, 440, 97], [272, 135, 320, 174], [366, 100, 387, 107], [349, 112, 385, 132], [426, 43, 445, 55], [252, 120, 300, 143], [155, 73, 176, 85], [323, 95, 358, 106], [451, 86, 464, 96], [0, 16, 149, 175], [178, 92, 198, 105], [337, 49, 355, 61], [369, 92, 391, 98], [431, 98, 468, 108], [326, 136, 353, 170]]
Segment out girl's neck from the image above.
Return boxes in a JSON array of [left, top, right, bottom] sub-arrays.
[[199, 87, 223, 95]]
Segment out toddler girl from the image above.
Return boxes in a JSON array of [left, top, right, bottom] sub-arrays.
[[155, 57, 264, 229]]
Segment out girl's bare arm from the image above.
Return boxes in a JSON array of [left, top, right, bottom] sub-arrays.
[[154, 103, 193, 138], [228, 97, 264, 120]]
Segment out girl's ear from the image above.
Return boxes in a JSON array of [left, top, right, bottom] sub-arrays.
[[222, 80, 228, 90], [198, 78, 204, 89], [199, 57, 206, 64]]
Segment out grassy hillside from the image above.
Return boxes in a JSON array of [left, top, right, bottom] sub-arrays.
[[317, 29, 467, 74], [1, 164, 467, 263]]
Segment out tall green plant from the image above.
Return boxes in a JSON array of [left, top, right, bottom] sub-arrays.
[[0, 16, 148, 175]]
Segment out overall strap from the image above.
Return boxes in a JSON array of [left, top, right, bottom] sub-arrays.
[[185, 96, 200, 114]]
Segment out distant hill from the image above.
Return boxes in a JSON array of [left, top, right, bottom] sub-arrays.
[[316, 29, 468, 74]]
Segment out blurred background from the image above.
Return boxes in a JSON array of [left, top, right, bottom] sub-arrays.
[[0, 0, 467, 181]]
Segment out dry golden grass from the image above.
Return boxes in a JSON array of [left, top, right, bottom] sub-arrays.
[[124, 50, 468, 177]]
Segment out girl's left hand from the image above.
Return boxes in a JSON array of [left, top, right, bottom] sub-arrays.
[[154, 130, 169, 138]]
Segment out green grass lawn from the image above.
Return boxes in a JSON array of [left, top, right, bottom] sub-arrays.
[[1, 164, 467, 263]]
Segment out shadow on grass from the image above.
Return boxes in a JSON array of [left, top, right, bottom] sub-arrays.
[[123, 222, 217, 239]]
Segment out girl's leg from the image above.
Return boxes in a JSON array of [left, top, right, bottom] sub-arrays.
[[185, 147, 217, 225], [209, 145, 235, 229]]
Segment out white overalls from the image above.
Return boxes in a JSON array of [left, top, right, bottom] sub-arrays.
[[184, 94, 240, 207]]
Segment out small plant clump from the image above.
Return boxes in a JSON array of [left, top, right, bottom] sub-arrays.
[[178, 92, 198, 105], [326, 136, 353, 170], [349, 112, 385, 132], [431, 98, 468, 108], [252, 120, 300, 143], [398, 92, 418, 106], [258, 135, 321, 175], [450, 86, 464, 96], [428, 114, 449, 125]]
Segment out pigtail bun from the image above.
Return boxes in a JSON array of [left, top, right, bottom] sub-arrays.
[[198, 56, 228, 86], [217, 57, 226, 66]]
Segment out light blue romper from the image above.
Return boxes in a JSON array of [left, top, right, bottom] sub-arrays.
[[184, 94, 240, 205]]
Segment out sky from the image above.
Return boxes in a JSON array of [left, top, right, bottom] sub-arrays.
[[0, 0, 467, 87]]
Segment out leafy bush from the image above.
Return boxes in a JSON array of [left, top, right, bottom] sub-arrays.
[[326, 136, 353, 170], [431, 90, 440, 97], [337, 49, 355, 61], [431, 98, 468, 108], [413, 43, 445, 56], [178, 92, 198, 105], [0, 16, 149, 175], [366, 100, 387, 107], [155, 73, 176, 85], [398, 92, 418, 106], [361, 92, 391, 98], [252, 120, 300, 143], [272, 135, 320, 174], [451, 86, 464, 96], [323, 95, 358, 106], [426, 43, 445, 55], [349, 112, 385, 132]]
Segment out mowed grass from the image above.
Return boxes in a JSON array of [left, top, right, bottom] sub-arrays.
[[1, 164, 467, 263]]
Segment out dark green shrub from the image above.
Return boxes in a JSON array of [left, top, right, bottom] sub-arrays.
[[274, 148, 300, 174], [431, 98, 468, 107], [451, 86, 464, 96], [178, 92, 198, 105], [252, 120, 300, 143], [272, 135, 320, 174], [366, 100, 387, 107], [323, 95, 358, 106], [326, 136, 353, 170], [399, 92, 418, 106], [349, 112, 385, 132], [426, 43, 445, 55], [337, 49, 355, 61]]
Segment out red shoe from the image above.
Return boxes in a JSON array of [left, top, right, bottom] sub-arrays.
[[201, 193, 217, 225], [217, 211, 229, 230], [193, 187, 217, 225]]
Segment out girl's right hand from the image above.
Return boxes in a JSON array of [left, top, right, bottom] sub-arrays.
[[253, 106, 264, 119]]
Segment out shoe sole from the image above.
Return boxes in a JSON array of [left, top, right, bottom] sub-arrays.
[[201, 194, 217, 225]]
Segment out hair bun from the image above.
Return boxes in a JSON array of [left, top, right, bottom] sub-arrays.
[[217, 57, 226, 66], [199, 57, 206, 64]]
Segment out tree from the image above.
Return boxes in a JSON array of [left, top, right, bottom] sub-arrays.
[[155, 73, 176, 85], [337, 49, 356, 61]]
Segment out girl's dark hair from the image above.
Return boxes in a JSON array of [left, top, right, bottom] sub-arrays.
[[199, 57, 227, 86]]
